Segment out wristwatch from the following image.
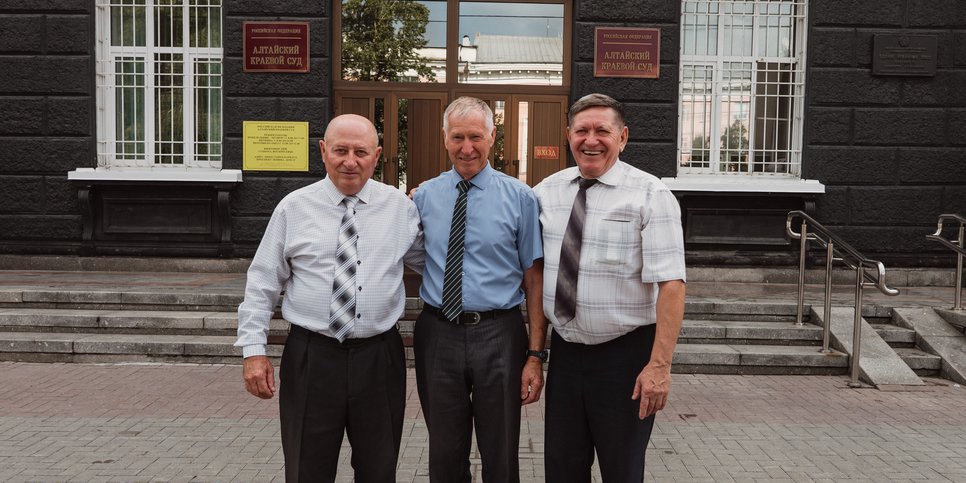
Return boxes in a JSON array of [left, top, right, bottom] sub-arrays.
[[526, 349, 549, 362]]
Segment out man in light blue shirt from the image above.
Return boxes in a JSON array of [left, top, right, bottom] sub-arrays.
[[412, 97, 547, 483]]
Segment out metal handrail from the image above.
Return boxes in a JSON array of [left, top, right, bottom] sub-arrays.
[[926, 213, 966, 310], [786, 211, 900, 387]]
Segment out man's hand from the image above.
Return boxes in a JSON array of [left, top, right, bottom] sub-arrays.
[[243, 355, 276, 399], [520, 359, 545, 405], [631, 361, 671, 419]]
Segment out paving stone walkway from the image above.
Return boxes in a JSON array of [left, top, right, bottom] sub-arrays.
[[2, 362, 965, 482]]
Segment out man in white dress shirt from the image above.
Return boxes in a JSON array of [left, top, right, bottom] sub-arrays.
[[236, 114, 423, 482], [533, 93, 686, 482]]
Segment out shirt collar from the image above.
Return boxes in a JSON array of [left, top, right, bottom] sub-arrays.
[[321, 176, 372, 205], [568, 159, 624, 187], [447, 162, 494, 191]]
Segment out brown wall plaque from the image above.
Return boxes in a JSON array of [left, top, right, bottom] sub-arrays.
[[243, 22, 310, 73], [873, 34, 937, 77], [594, 27, 660, 78]]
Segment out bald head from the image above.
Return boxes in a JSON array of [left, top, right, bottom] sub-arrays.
[[324, 114, 379, 146], [319, 114, 382, 195]]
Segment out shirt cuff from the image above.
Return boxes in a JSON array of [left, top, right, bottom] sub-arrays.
[[242, 345, 267, 358]]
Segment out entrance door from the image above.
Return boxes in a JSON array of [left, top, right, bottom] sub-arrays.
[[336, 91, 447, 192], [336, 92, 568, 188]]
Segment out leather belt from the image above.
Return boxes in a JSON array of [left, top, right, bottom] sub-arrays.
[[423, 304, 519, 325]]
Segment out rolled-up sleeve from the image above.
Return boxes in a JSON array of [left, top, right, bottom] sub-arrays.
[[236, 206, 291, 358], [640, 188, 686, 284]]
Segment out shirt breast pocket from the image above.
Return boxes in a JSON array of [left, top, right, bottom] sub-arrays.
[[594, 218, 634, 265]]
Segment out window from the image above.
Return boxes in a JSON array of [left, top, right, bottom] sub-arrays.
[[339, 0, 566, 87], [678, 0, 806, 177], [95, 0, 223, 169]]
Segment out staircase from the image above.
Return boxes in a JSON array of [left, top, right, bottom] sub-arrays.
[[0, 284, 855, 375], [867, 311, 942, 376]]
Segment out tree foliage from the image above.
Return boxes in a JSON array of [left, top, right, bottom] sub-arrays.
[[341, 0, 436, 82]]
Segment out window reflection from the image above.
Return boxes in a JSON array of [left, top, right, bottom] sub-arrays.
[[457, 2, 563, 85], [341, 0, 445, 82]]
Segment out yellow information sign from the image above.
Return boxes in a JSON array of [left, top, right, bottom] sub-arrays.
[[243, 121, 310, 171]]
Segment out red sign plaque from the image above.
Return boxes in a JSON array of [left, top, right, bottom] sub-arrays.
[[243, 22, 309, 73], [533, 146, 559, 160], [594, 27, 660, 78]]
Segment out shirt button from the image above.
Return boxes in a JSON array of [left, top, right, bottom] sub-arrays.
[[358, 286, 362, 291], [356, 314, 362, 318], [357, 260, 362, 265]]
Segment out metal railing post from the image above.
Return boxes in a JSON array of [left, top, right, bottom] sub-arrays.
[[926, 214, 966, 310], [796, 221, 808, 326], [822, 241, 834, 353], [956, 224, 964, 310], [850, 262, 865, 388]]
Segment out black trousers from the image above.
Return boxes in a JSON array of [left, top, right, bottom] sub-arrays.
[[414, 306, 528, 483], [279, 324, 406, 483], [545, 324, 657, 483]]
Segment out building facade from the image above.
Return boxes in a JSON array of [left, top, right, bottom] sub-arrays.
[[0, 0, 964, 266]]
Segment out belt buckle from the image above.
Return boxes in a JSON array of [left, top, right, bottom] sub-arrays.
[[459, 312, 482, 325]]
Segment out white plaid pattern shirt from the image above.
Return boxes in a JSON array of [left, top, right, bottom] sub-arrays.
[[533, 160, 686, 345], [236, 177, 424, 357]]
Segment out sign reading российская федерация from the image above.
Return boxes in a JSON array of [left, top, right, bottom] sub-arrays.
[[594, 27, 660, 78], [243, 22, 309, 73]]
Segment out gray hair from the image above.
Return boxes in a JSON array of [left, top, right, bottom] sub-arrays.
[[443, 96, 494, 132], [568, 93, 625, 127]]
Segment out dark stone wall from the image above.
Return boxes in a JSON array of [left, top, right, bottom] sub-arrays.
[[0, 3, 91, 252], [806, 0, 966, 263], [223, 0, 330, 254], [571, 1, 680, 178]]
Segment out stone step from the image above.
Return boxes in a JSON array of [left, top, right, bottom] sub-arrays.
[[893, 347, 942, 375], [0, 308, 289, 335], [870, 323, 918, 347], [0, 289, 806, 321], [679, 319, 823, 345], [661, 344, 847, 375], [0, 330, 849, 374]]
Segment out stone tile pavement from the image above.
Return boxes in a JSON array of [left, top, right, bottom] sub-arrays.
[[2, 362, 965, 482]]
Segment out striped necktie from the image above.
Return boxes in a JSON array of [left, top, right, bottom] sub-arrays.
[[329, 195, 359, 342], [441, 180, 471, 321], [554, 178, 597, 323]]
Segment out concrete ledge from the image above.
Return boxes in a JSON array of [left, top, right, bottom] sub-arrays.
[[0, 332, 78, 353], [0, 309, 100, 327], [673, 344, 740, 366], [97, 311, 211, 330], [735, 344, 847, 367], [22, 291, 122, 304]]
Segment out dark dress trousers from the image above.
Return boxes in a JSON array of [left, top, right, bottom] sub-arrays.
[[279, 324, 406, 483], [414, 306, 528, 483], [545, 324, 657, 483]]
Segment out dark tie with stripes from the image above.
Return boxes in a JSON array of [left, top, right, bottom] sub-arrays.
[[329, 195, 359, 342], [554, 178, 597, 323], [441, 180, 472, 321]]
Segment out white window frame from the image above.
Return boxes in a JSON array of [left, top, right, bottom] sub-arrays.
[[93, 0, 225, 174], [675, 0, 809, 182]]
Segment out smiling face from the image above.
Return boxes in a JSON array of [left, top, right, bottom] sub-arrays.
[[567, 106, 628, 179], [319, 114, 382, 196], [444, 110, 495, 180]]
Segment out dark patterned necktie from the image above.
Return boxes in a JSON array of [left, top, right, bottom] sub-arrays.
[[329, 195, 358, 341], [441, 180, 471, 321], [554, 178, 597, 323]]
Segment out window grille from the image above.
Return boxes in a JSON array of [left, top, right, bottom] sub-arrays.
[[95, 0, 223, 169], [678, 0, 806, 177]]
